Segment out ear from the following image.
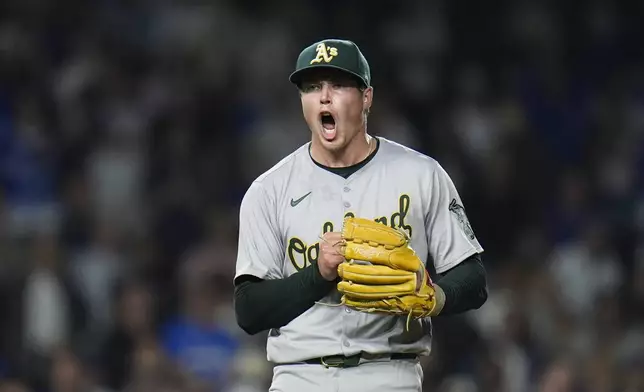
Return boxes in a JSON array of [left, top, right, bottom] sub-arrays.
[[363, 86, 373, 113]]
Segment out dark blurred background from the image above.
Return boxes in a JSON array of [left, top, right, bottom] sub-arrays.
[[0, 0, 643, 391]]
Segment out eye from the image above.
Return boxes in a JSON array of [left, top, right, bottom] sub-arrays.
[[302, 83, 321, 93]]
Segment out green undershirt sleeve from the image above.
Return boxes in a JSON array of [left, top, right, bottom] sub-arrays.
[[233, 262, 336, 335], [435, 253, 488, 315]]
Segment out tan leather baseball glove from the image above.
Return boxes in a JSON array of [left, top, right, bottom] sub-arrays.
[[337, 217, 446, 327]]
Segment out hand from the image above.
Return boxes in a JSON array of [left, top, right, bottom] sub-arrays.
[[317, 232, 346, 281]]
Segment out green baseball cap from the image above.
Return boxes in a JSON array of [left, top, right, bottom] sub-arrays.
[[289, 39, 371, 88]]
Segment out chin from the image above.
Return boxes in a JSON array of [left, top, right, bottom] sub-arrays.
[[317, 130, 346, 150]]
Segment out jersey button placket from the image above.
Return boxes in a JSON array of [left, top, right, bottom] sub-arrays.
[[341, 183, 353, 355], [342, 185, 351, 210]]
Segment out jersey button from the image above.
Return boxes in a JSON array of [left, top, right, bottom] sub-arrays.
[[345, 307, 351, 313], [343, 186, 351, 192], [343, 202, 351, 208], [343, 340, 351, 347]]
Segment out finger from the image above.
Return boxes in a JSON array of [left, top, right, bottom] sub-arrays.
[[337, 280, 415, 299], [319, 254, 345, 266], [321, 231, 342, 240], [327, 255, 346, 267], [319, 234, 345, 248], [320, 244, 346, 260], [320, 245, 345, 258], [338, 263, 414, 285]]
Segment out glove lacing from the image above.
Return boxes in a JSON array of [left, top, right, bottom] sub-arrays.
[[314, 297, 346, 307]]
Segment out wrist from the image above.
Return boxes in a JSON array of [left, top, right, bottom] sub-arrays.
[[313, 262, 336, 283]]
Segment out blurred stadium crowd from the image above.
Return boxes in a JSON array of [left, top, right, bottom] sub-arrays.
[[1, 0, 643, 391]]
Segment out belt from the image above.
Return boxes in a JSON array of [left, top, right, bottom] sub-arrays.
[[301, 352, 418, 368]]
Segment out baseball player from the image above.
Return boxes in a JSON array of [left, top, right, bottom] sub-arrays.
[[234, 39, 488, 391]]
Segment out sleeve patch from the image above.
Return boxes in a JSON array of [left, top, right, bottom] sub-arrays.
[[449, 198, 476, 241]]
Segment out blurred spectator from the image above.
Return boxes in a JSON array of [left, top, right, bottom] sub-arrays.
[[121, 336, 189, 392], [159, 268, 240, 390], [99, 281, 156, 391], [21, 234, 84, 357], [86, 136, 145, 237], [1, 94, 61, 238], [0, 379, 31, 392], [68, 218, 126, 342], [537, 359, 575, 392], [49, 347, 110, 392], [221, 346, 272, 392], [547, 220, 623, 326]]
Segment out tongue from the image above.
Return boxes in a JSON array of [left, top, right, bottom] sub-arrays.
[[322, 126, 336, 140]]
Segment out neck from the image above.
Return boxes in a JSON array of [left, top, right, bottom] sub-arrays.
[[311, 131, 373, 168]]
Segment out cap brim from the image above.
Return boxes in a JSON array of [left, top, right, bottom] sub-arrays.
[[289, 64, 368, 87]]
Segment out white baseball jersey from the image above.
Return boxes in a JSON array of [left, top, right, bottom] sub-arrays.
[[235, 137, 483, 363]]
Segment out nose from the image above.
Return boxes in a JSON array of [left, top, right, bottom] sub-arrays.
[[319, 83, 331, 104]]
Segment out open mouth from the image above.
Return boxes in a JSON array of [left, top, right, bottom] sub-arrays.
[[320, 111, 336, 140]]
